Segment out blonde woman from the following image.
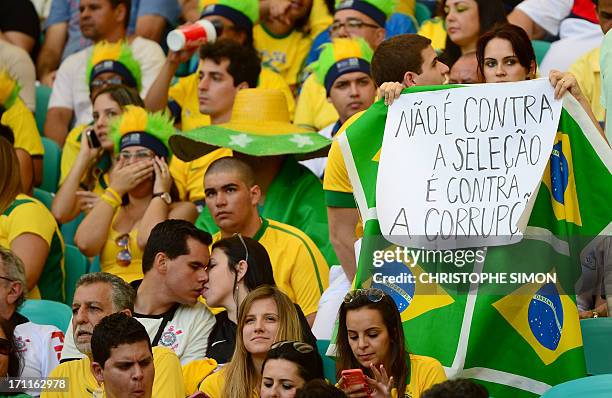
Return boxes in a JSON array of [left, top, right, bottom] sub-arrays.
[[200, 285, 304, 398]]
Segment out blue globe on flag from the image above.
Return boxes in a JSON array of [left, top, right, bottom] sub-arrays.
[[528, 282, 564, 351], [371, 260, 415, 313]]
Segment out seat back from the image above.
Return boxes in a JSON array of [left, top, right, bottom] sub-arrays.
[[35, 85, 52, 135], [532, 40, 552, 66], [60, 212, 84, 246], [64, 244, 89, 306], [415, 2, 433, 26], [19, 299, 73, 333], [540, 374, 612, 397], [581, 318, 612, 375], [316, 339, 337, 384], [40, 137, 62, 193], [32, 188, 54, 211]]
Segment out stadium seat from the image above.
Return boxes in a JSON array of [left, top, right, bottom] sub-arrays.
[[540, 374, 612, 397], [64, 244, 89, 306], [40, 137, 62, 193], [415, 2, 433, 26], [316, 339, 337, 384], [35, 84, 52, 135], [32, 188, 54, 211], [532, 40, 552, 66], [19, 299, 72, 333], [581, 318, 612, 375], [60, 212, 84, 246]]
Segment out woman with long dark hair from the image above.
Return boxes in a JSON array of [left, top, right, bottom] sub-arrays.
[[336, 289, 446, 398]]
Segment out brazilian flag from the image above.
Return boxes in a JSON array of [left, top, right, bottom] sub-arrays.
[[337, 84, 612, 397]]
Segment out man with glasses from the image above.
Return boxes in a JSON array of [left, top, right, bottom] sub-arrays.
[[61, 220, 216, 366], [203, 157, 329, 326], [295, 0, 391, 132], [43, 272, 186, 398], [45, 0, 165, 145], [0, 248, 63, 397]]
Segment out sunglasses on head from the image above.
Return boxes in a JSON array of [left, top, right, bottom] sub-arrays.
[[234, 233, 249, 263], [270, 340, 314, 354], [343, 288, 385, 304]]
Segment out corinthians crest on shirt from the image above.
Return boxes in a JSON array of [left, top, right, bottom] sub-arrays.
[[159, 325, 183, 350]]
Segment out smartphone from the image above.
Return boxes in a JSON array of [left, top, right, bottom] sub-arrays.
[[341, 369, 371, 396], [86, 128, 101, 148]]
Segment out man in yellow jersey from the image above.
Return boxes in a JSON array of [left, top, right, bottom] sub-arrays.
[[203, 157, 329, 326], [169, 88, 338, 267], [167, 40, 261, 204], [42, 272, 186, 398], [90, 314, 156, 398], [145, 0, 295, 129], [300, 37, 377, 179], [324, 34, 449, 281], [294, 0, 391, 131]]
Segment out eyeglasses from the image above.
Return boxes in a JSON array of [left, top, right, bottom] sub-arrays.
[[118, 150, 155, 161], [343, 288, 385, 304], [270, 340, 314, 354], [0, 275, 15, 283], [329, 18, 380, 34], [234, 233, 249, 263], [0, 338, 11, 355], [115, 233, 132, 267], [91, 77, 123, 88]]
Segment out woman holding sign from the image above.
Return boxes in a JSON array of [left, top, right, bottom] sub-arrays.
[[475, 23, 605, 138], [336, 288, 447, 398]]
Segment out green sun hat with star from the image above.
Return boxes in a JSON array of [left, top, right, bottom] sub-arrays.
[[169, 89, 331, 161]]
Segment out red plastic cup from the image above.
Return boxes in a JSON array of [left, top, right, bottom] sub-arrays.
[[167, 19, 217, 51]]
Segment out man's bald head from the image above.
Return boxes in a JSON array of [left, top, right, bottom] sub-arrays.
[[205, 157, 256, 188]]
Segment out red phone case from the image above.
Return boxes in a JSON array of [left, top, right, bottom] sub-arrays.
[[341, 369, 371, 396]]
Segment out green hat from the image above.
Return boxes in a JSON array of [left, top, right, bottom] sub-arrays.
[[0, 69, 20, 110], [335, 0, 394, 27], [86, 41, 142, 92], [170, 89, 331, 161], [111, 106, 175, 159], [201, 0, 259, 30], [314, 38, 373, 95]]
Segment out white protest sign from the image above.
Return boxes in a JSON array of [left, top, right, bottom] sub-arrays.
[[376, 79, 562, 250]]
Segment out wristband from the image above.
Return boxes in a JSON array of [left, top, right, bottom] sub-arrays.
[[105, 188, 122, 203], [100, 193, 121, 209]]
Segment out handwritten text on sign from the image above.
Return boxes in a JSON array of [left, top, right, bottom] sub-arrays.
[[376, 79, 562, 249]]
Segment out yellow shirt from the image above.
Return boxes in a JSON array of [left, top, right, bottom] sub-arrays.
[[254, 24, 312, 86], [391, 355, 447, 398], [99, 211, 143, 283], [569, 46, 604, 123], [213, 218, 329, 316], [308, 0, 333, 38], [182, 358, 218, 396], [0, 194, 65, 301], [59, 124, 110, 194], [1, 97, 44, 156], [294, 73, 339, 131], [199, 368, 259, 398], [169, 67, 296, 131], [41, 346, 186, 398], [417, 17, 447, 53], [169, 148, 232, 202]]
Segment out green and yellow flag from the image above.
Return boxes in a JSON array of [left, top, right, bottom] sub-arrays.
[[337, 83, 612, 397]]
